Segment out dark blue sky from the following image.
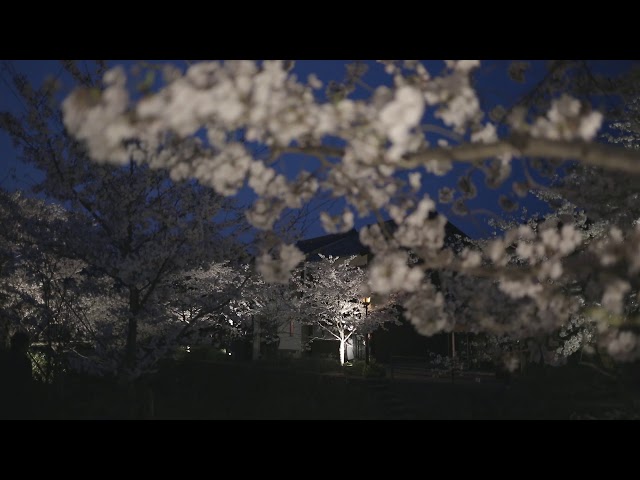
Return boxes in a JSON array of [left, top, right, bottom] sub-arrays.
[[1, 60, 635, 240]]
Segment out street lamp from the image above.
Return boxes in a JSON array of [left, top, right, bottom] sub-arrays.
[[362, 297, 371, 365]]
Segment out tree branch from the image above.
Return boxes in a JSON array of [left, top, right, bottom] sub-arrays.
[[278, 137, 640, 176], [402, 137, 640, 174]]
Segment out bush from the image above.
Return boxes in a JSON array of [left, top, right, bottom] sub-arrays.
[[346, 359, 386, 378], [174, 345, 230, 362], [363, 363, 386, 378]]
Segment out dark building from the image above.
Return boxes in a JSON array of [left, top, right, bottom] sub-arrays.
[[295, 213, 472, 260], [294, 215, 473, 364]]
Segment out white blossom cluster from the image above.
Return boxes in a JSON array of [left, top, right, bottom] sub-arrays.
[[529, 94, 603, 141], [402, 283, 448, 336], [481, 223, 583, 300], [391, 196, 448, 250], [425, 60, 482, 133], [256, 243, 305, 284], [369, 251, 423, 295], [556, 314, 596, 358], [320, 209, 355, 234]]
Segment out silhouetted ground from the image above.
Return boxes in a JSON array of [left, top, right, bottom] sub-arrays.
[[29, 359, 381, 420], [151, 360, 382, 419], [385, 362, 640, 419], [6, 359, 640, 419]]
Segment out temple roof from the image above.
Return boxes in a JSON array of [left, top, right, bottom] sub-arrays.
[[296, 214, 472, 261]]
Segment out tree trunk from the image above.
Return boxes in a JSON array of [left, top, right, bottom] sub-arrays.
[[0, 314, 9, 351], [339, 338, 345, 366], [451, 331, 456, 384], [252, 316, 261, 361], [365, 333, 370, 365], [125, 287, 140, 371], [131, 380, 155, 419], [43, 279, 53, 383], [451, 331, 456, 359]]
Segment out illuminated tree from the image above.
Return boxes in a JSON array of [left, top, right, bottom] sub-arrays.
[[294, 254, 397, 366], [0, 191, 109, 379], [0, 64, 250, 377]]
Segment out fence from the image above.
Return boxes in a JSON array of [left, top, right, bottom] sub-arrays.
[[388, 355, 495, 383]]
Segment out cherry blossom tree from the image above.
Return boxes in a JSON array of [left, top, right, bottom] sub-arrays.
[[18, 59, 640, 369], [0, 190, 110, 379], [294, 254, 398, 366], [0, 64, 252, 377], [465, 94, 640, 369], [237, 273, 300, 359]]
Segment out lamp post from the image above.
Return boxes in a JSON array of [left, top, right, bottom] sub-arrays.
[[362, 297, 371, 365]]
